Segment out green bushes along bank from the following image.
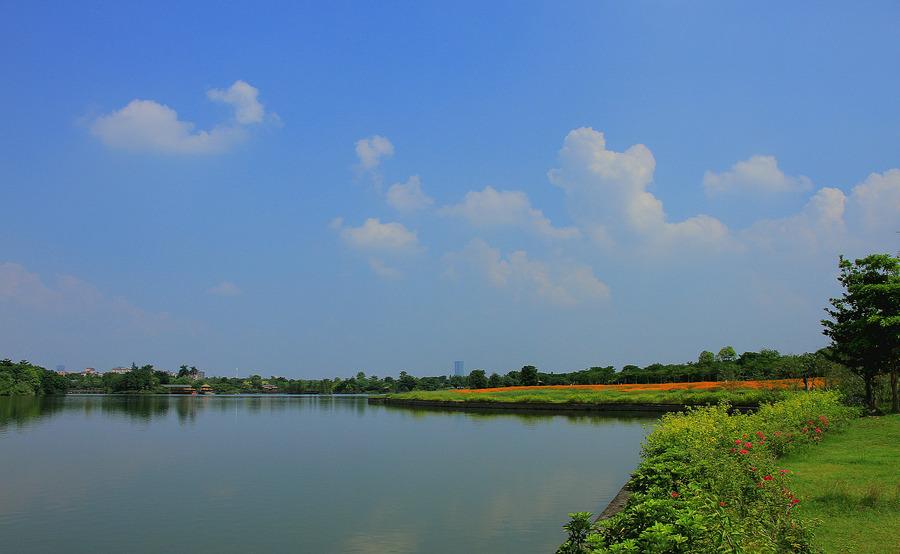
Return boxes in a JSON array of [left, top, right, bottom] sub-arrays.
[[558, 391, 859, 553]]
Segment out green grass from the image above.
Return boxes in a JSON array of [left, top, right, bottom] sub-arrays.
[[781, 414, 900, 554], [385, 387, 794, 406]]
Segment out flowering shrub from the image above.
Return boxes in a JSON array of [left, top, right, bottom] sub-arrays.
[[558, 391, 859, 553]]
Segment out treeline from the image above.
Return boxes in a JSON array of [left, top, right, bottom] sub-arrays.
[[0, 359, 69, 396], [2, 347, 846, 397]]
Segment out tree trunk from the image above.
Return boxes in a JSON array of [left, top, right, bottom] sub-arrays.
[[865, 375, 876, 414], [891, 369, 898, 414]]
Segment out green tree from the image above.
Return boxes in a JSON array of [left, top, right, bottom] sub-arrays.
[[716, 346, 737, 363], [823, 254, 900, 413], [520, 365, 539, 386], [697, 351, 715, 366], [467, 369, 488, 389]]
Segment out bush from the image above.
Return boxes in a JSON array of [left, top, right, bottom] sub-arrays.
[[560, 391, 860, 553]]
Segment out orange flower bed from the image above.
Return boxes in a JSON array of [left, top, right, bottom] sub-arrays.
[[455, 378, 823, 394]]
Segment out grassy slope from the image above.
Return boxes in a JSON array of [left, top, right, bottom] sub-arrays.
[[781, 414, 900, 554], [386, 387, 791, 406]]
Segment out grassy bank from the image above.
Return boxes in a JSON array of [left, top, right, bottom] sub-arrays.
[[780, 414, 900, 553], [384, 379, 819, 407], [559, 392, 860, 553]]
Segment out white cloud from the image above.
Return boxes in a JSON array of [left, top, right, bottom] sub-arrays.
[[440, 186, 580, 239], [90, 80, 269, 154], [444, 239, 609, 307], [548, 127, 729, 249], [743, 187, 847, 252], [386, 175, 434, 212], [703, 155, 813, 195], [355, 135, 394, 171], [207, 80, 265, 124], [337, 218, 420, 253], [207, 281, 241, 297], [847, 169, 900, 233]]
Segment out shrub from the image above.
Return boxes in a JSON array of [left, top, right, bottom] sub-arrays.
[[560, 391, 860, 553]]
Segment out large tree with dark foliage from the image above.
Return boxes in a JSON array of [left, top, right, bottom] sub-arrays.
[[823, 254, 900, 413]]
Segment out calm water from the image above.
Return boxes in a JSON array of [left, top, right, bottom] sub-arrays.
[[0, 395, 652, 553]]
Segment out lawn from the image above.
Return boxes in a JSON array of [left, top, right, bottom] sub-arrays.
[[781, 414, 900, 553], [386, 379, 819, 407]]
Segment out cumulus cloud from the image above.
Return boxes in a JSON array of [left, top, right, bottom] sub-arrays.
[[743, 187, 847, 252], [846, 169, 900, 233], [742, 168, 899, 253], [207, 80, 265, 124], [440, 186, 580, 239], [703, 155, 813, 195], [207, 281, 241, 297], [355, 135, 394, 172], [90, 80, 269, 154], [336, 218, 420, 253], [386, 175, 434, 212], [548, 127, 729, 249], [444, 239, 609, 307]]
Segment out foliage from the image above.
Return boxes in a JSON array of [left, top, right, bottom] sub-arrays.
[[0, 359, 69, 396], [560, 392, 859, 553], [823, 253, 899, 413]]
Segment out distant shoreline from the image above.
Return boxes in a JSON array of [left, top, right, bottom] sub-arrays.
[[367, 396, 757, 413]]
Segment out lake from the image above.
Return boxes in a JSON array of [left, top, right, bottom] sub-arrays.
[[0, 395, 653, 553]]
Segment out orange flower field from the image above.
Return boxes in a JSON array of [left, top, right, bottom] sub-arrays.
[[455, 377, 824, 394]]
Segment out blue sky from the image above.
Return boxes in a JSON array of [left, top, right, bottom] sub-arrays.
[[1, 1, 898, 377]]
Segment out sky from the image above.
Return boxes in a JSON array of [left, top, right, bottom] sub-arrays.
[[1, 1, 898, 378]]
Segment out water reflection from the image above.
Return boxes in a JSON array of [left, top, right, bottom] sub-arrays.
[[1, 395, 656, 433], [0, 394, 654, 554]]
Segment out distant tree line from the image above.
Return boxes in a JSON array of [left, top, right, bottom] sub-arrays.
[[0, 347, 853, 396]]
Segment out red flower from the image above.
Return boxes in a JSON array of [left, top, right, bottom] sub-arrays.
[[719, 501, 727, 507], [735, 439, 742, 444], [779, 469, 789, 474], [749, 466, 757, 472], [815, 427, 822, 434], [739, 449, 749, 455], [774, 431, 782, 437], [790, 498, 800, 505], [730, 447, 736, 453], [671, 491, 679, 498], [744, 442, 753, 449], [755, 431, 765, 440], [763, 475, 773, 481]]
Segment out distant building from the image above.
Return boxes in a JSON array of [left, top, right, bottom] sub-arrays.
[[83, 368, 97, 375], [55, 365, 65, 373], [108, 367, 131, 374], [453, 360, 465, 377]]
